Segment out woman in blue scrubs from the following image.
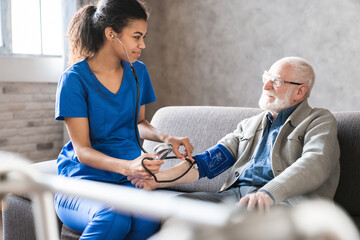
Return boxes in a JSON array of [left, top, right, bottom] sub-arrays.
[[54, 0, 194, 239]]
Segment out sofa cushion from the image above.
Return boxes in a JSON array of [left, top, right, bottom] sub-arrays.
[[61, 224, 81, 240], [33, 159, 57, 175]]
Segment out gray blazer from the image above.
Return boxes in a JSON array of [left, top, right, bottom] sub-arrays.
[[218, 100, 340, 205]]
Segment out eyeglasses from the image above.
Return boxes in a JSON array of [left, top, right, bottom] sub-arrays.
[[262, 70, 304, 88]]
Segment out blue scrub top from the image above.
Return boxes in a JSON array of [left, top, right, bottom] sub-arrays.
[[55, 59, 156, 184]]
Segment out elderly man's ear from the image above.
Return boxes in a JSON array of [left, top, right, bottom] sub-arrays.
[[293, 85, 308, 102]]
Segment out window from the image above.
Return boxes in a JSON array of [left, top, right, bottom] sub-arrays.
[[0, 0, 65, 83], [1, 0, 62, 56]]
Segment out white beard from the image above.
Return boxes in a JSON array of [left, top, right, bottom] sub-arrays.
[[259, 90, 293, 113]]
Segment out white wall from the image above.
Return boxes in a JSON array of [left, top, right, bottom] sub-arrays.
[[142, 0, 360, 119]]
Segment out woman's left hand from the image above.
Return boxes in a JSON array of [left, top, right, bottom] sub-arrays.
[[166, 136, 194, 161]]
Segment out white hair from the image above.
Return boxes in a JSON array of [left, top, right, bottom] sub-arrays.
[[278, 57, 315, 98]]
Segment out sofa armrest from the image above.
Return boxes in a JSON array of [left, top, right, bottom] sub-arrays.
[[2, 195, 37, 240]]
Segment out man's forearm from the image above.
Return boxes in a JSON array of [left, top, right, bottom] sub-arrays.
[[156, 161, 199, 188]]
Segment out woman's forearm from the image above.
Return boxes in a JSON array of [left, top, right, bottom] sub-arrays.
[[138, 119, 170, 142], [76, 146, 131, 175]]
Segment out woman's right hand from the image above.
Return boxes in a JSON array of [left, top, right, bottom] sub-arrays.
[[128, 175, 159, 191], [126, 153, 164, 179]]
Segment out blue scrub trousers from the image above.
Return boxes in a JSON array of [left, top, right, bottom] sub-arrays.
[[55, 193, 160, 240]]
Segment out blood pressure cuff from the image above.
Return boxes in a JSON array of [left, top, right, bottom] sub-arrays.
[[193, 144, 235, 179]]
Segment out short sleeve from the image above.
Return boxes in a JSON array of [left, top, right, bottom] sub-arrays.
[[140, 64, 156, 106], [55, 71, 88, 121]]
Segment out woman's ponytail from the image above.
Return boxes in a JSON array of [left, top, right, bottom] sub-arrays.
[[67, 5, 101, 66]]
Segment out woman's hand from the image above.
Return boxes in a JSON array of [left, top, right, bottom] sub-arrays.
[[136, 111, 194, 161], [166, 136, 195, 161], [128, 175, 159, 191], [126, 153, 164, 179]]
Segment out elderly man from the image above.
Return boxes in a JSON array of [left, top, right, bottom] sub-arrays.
[[130, 57, 340, 212]]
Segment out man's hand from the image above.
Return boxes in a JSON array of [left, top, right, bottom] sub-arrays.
[[237, 191, 274, 213], [128, 175, 159, 191]]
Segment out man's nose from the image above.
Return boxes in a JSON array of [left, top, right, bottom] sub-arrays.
[[263, 79, 273, 90]]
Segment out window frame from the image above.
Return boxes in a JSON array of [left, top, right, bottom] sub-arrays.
[[0, 0, 11, 55]]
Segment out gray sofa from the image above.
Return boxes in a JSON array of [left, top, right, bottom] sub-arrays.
[[2, 106, 360, 239]]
